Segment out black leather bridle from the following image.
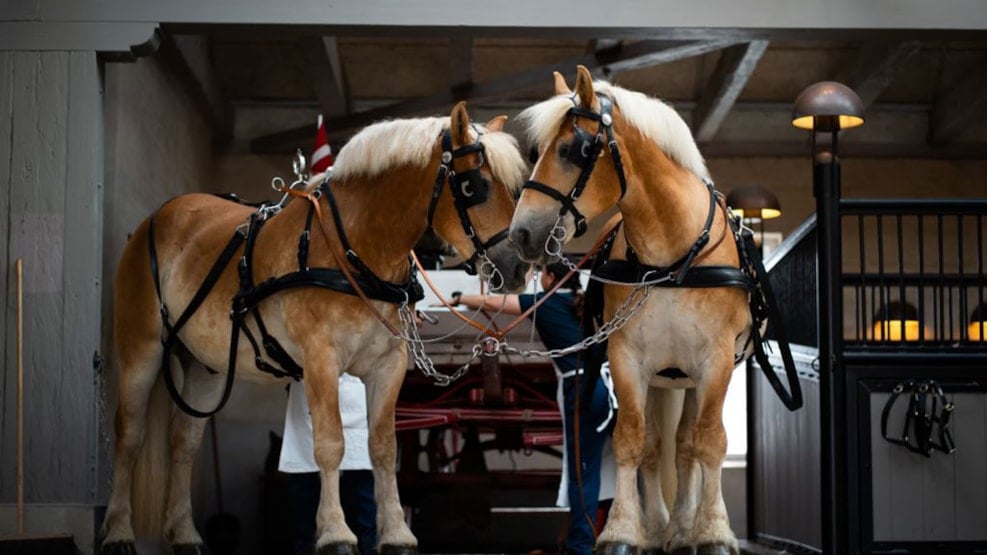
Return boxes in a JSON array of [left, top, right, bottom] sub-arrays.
[[427, 128, 510, 280], [522, 94, 629, 238]]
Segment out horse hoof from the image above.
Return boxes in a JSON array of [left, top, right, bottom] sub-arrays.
[[669, 547, 694, 555], [379, 545, 418, 555], [316, 543, 359, 555], [696, 544, 735, 555], [642, 548, 667, 555], [173, 544, 204, 555], [101, 542, 137, 555], [596, 542, 640, 555]]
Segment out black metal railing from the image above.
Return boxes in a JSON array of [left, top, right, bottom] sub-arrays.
[[840, 200, 986, 350]]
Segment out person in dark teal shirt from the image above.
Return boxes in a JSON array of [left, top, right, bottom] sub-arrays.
[[451, 262, 615, 555]]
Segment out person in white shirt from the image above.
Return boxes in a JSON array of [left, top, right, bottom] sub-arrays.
[[279, 373, 376, 555]]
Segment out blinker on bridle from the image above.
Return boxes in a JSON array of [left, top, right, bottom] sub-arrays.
[[522, 93, 629, 237], [427, 128, 509, 277]]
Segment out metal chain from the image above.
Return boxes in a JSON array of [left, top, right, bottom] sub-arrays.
[[501, 284, 651, 359], [399, 304, 477, 386]]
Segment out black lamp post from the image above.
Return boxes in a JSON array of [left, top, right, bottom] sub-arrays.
[[792, 81, 864, 555]]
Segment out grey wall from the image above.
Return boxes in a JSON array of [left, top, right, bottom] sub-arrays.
[[0, 50, 102, 505]]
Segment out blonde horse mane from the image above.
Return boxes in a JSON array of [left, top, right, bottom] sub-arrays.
[[519, 80, 710, 182], [331, 116, 527, 194]]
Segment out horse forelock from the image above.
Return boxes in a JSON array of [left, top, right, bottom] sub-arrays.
[[520, 81, 710, 182], [330, 117, 525, 194], [332, 117, 448, 182], [477, 128, 526, 195]]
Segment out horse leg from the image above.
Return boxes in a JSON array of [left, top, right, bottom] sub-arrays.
[[687, 359, 737, 555], [100, 342, 165, 554], [640, 388, 684, 555], [304, 354, 360, 554], [665, 389, 700, 555], [596, 353, 648, 554], [163, 360, 227, 551], [365, 359, 417, 554]]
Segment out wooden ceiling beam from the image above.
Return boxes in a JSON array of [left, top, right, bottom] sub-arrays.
[[692, 40, 769, 143], [300, 36, 350, 118], [162, 33, 234, 144], [449, 37, 474, 89], [250, 39, 737, 152], [930, 58, 987, 143], [838, 41, 922, 108]]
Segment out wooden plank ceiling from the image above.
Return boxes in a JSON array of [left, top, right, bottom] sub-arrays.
[[162, 30, 987, 159]]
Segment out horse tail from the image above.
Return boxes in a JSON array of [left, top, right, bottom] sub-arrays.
[[130, 366, 174, 539], [658, 388, 684, 509]]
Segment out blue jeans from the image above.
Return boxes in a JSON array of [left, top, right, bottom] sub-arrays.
[[287, 470, 377, 555], [563, 373, 614, 555]]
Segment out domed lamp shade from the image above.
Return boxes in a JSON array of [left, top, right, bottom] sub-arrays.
[[969, 302, 987, 342], [872, 301, 927, 342], [792, 81, 865, 132], [726, 184, 782, 221]]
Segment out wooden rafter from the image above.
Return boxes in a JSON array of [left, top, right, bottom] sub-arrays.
[[250, 39, 736, 152], [838, 41, 922, 108], [300, 36, 349, 118], [692, 40, 768, 143], [165, 34, 234, 143], [450, 37, 473, 89], [930, 59, 987, 144]]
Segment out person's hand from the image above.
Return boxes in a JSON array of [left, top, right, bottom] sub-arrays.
[[429, 291, 462, 308]]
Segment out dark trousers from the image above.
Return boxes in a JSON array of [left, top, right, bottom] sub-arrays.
[[287, 470, 377, 555], [562, 373, 614, 555]]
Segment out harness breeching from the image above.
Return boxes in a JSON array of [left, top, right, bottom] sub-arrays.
[[150, 128, 506, 417]]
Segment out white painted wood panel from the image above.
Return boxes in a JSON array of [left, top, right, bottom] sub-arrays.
[[871, 391, 987, 542]]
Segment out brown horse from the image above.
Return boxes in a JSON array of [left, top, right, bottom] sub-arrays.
[[100, 102, 529, 555], [510, 67, 756, 555]]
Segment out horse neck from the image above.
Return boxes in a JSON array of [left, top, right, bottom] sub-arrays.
[[279, 165, 433, 283], [616, 138, 714, 267]]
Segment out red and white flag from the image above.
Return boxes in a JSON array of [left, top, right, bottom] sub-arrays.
[[310, 114, 333, 174]]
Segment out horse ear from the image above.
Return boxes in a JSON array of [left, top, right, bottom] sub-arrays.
[[485, 115, 508, 133], [574, 65, 596, 109], [553, 71, 572, 96], [450, 101, 471, 145]]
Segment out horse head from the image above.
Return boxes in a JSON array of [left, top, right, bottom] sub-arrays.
[[431, 101, 531, 292], [509, 66, 625, 263]]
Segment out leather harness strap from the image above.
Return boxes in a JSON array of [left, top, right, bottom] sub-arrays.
[[881, 379, 956, 457]]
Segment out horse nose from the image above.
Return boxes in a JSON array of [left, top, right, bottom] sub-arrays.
[[509, 226, 531, 251], [514, 261, 530, 285]]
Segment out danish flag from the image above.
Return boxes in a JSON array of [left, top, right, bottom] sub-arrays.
[[310, 114, 333, 174]]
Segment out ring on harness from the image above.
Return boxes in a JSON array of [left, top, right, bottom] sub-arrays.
[[880, 379, 956, 457]]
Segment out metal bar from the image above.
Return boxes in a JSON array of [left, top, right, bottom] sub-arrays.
[[877, 214, 887, 342], [917, 215, 926, 344], [957, 214, 965, 343], [938, 215, 946, 342], [978, 214, 985, 342], [841, 199, 987, 214], [896, 214, 906, 346], [858, 215, 867, 343]]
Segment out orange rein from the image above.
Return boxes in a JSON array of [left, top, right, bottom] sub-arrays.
[[415, 219, 621, 342], [282, 187, 405, 337]]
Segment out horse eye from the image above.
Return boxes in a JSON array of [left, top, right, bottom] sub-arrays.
[[558, 143, 570, 160], [528, 146, 539, 164]]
